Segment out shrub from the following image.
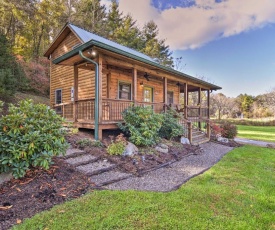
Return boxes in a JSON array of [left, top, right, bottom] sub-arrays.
[[107, 134, 127, 155], [159, 109, 184, 139], [210, 121, 223, 137], [0, 100, 68, 179], [220, 122, 238, 139], [118, 106, 164, 146], [76, 138, 103, 148]]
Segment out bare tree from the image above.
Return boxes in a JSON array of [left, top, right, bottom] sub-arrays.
[[210, 93, 236, 120], [173, 56, 186, 72], [264, 87, 275, 118]]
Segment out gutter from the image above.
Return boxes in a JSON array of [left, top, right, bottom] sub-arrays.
[[79, 50, 99, 140], [53, 40, 222, 91]]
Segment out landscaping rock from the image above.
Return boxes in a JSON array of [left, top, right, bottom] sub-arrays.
[[266, 144, 275, 149], [0, 172, 13, 185], [123, 142, 138, 156], [155, 146, 169, 154], [159, 143, 169, 149], [181, 137, 190, 145], [217, 136, 229, 143]]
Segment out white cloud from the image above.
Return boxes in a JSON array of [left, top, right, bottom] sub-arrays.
[[118, 0, 275, 50]]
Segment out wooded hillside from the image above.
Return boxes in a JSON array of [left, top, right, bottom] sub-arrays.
[[0, 0, 175, 99]]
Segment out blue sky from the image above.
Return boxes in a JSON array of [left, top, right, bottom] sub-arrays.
[[103, 0, 275, 97]]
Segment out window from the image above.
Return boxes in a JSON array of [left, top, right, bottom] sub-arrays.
[[168, 91, 174, 104], [118, 82, 131, 100], [55, 89, 62, 104], [55, 89, 62, 114]]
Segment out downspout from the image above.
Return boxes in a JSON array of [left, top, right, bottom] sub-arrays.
[[79, 50, 99, 140]]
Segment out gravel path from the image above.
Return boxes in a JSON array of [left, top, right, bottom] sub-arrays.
[[106, 142, 233, 192], [235, 137, 275, 147]]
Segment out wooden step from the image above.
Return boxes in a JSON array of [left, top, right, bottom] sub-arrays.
[[191, 129, 209, 145], [191, 135, 209, 145]]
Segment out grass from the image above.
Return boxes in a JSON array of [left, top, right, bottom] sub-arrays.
[[237, 125, 275, 143], [212, 118, 275, 126], [14, 146, 275, 230]]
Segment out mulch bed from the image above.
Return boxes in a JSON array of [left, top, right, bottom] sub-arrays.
[[67, 130, 201, 176], [0, 130, 204, 230], [0, 158, 92, 230]]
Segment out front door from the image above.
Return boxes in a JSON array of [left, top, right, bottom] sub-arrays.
[[143, 87, 153, 103]]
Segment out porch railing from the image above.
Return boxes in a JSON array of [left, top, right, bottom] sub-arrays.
[[77, 98, 95, 121], [186, 106, 209, 118], [102, 99, 133, 121], [53, 102, 74, 120], [54, 99, 166, 123], [54, 100, 209, 133]]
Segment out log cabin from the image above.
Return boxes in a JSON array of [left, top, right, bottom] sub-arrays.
[[44, 23, 221, 144]]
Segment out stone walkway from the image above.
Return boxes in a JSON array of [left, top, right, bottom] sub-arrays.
[[62, 142, 233, 192], [235, 137, 275, 147]]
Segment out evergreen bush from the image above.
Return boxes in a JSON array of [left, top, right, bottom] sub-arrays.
[[118, 106, 164, 146], [159, 109, 184, 139], [0, 100, 68, 178]]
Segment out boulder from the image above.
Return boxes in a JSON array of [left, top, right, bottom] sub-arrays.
[[159, 143, 169, 149], [217, 136, 229, 143], [181, 137, 190, 145], [155, 146, 169, 154], [123, 142, 138, 156]]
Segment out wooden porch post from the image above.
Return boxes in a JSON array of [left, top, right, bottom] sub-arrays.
[[163, 77, 167, 111], [107, 73, 111, 98], [184, 83, 188, 119], [132, 68, 137, 105], [198, 87, 201, 130], [207, 89, 210, 119], [207, 89, 211, 138], [73, 65, 78, 122], [98, 54, 103, 140]]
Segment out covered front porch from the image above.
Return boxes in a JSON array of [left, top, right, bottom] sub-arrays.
[[52, 47, 216, 143]]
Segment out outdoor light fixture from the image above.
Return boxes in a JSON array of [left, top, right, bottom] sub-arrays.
[[140, 81, 144, 86], [144, 72, 150, 81], [88, 48, 97, 57]]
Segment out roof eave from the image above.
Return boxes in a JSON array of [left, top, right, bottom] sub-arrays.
[[53, 40, 222, 90]]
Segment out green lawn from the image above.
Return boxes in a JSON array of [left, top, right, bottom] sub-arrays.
[[14, 146, 275, 230], [237, 125, 275, 143]]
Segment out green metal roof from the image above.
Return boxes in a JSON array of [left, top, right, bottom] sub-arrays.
[[53, 33, 221, 91]]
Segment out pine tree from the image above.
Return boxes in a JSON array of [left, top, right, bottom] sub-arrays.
[[141, 21, 173, 67], [106, 0, 123, 40], [0, 33, 27, 97], [74, 0, 108, 36], [114, 14, 143, 50]]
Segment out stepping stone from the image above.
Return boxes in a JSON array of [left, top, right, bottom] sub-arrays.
[[63, 148, 85, 159], [90, 171, 132, 186], [65, 154, 97, 166], [76, 160, 116, 176]]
